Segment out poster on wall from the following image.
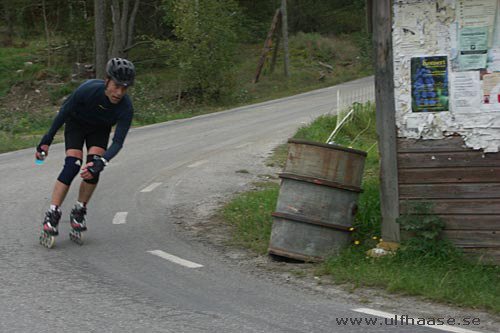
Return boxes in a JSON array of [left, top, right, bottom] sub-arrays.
[[457, 0, 497, 39], [482, 72, 500, 109], [451, 71, 481, 113], [457, 0, 498, 70], [458, 27, 489, 70], [411, 56, 449, 112]]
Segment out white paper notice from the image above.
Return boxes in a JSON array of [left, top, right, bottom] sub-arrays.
[[394, 1, 436, 54], [451, 71, 481, 113], [457, 0, 498, 28]]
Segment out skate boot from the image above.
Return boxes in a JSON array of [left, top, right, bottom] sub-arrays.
[[40, 209, 61, 248], [69, 204, 87, 245]]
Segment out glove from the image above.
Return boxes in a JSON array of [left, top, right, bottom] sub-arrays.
[[37, 134, 52, 153], [87, 157, 107, 177]]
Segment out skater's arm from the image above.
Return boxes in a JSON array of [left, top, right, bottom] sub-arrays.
[[43, 91, 80, 144], [102, 105, 133, 162], [36, 89, 82, 158]]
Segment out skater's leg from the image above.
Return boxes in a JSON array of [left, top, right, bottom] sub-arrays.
[[78, 181, 97, 204], [78, 146, 105, 204], [50, 149, 83, 205], [70, 146, 105, 232], [50, 181, 70, 206]]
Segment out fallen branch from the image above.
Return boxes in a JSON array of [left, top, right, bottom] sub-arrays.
[[123, 40, 154, 53], [318, 61, 333, 71]]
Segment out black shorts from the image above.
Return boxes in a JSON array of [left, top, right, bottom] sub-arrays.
[[64, 117, 111, 151]]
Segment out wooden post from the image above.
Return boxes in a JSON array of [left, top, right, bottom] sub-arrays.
[[281, 0, 290, 78], [270, 19, 281, 74], [372, 0, 400, 242], [253, 8, 281, 83]]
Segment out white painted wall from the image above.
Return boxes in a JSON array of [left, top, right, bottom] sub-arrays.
[[393, 0, 500, 152]]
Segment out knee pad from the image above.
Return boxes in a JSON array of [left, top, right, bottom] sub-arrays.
[[84, 154, 101, 184], [57, 157, 83, 185]]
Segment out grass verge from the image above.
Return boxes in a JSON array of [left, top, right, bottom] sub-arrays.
[[221, 103, 500, 313]]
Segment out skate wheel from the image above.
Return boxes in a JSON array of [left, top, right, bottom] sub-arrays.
[[69, 230, 83, 245], [40, 232, 55, 249]]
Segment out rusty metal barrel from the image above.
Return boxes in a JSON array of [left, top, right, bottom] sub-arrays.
[[268, 139, 367, 262]]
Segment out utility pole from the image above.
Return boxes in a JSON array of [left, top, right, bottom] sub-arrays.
[[281, 0, 290, 78], [372, 0, 400, 242]]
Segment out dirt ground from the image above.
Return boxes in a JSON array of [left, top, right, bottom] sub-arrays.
[[175, 163, 500, 333]]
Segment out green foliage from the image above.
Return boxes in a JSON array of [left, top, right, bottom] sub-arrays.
[[130, 75, 174, 124], [289, 32, 336, 63], [161, 0, 242, 101], [59, 13, 94, 63], [397, 202, 461, 260], [48, 81, 79, 105], [223, 183, 279, 254], [287, 0, 367, 35], [0, 107, 55, 135], [351, 31, 373, 66], [0, 132, 43, 154], [0, 47, 37, 96]]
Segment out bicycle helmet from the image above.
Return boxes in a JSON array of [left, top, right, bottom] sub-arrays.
[[106, 58, 135, 86]]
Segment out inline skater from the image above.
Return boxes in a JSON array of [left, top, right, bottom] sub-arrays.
[[36, 58, 135, 246]]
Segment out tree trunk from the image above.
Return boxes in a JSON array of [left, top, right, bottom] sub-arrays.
[[126, 0, 140, 49], [111, 0, 123, 57], [95, 0, 107, 79], [120, 0, 129, 48], [3, 0, 14, 46], [41, 0, 51, 67], [281, 0, 290, 78], [110, 0, 140, 58]]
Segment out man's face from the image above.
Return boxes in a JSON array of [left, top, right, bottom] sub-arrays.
[[105, 79, 128, 104]]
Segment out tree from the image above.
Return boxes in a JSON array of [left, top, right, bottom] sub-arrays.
[[95, 0, 107, 78], [163, 0, 242, 100], [2, 0, 15, 46], [110, 0, 141, 57]]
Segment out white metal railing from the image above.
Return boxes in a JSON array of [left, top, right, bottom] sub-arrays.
[[326, 85, 375, 144]]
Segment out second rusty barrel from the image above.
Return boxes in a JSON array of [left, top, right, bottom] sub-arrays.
[[268, 139, 367, 262]]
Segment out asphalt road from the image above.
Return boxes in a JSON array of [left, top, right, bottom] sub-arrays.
[[0, 76, 465, 332]]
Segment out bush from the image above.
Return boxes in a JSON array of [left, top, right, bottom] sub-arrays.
[[161, 0, 243, 101]]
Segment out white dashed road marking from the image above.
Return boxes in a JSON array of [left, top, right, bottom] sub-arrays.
[[188, 160, 208, 168], [353, 308, 482, 333], [140, 182, 162, 192], [147, 250, 204, 268], [112, 212, 128, 224]]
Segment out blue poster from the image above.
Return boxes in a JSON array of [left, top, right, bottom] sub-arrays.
[[411, 56, 449, 112]]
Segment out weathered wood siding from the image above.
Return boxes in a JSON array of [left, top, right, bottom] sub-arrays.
[[397, 136, 500, 253]]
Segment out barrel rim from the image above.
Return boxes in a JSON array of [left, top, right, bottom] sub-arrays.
[[268, 246, 324, 262], [272, 212, 353, 232], [288, 138, 368, 157], [279, 173, 363, 193]]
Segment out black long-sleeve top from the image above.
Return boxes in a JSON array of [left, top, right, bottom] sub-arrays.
[[44, 79, 134, 161]]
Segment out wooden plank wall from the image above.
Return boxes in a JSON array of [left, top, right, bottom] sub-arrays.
[[397, 136, 500, 256]]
